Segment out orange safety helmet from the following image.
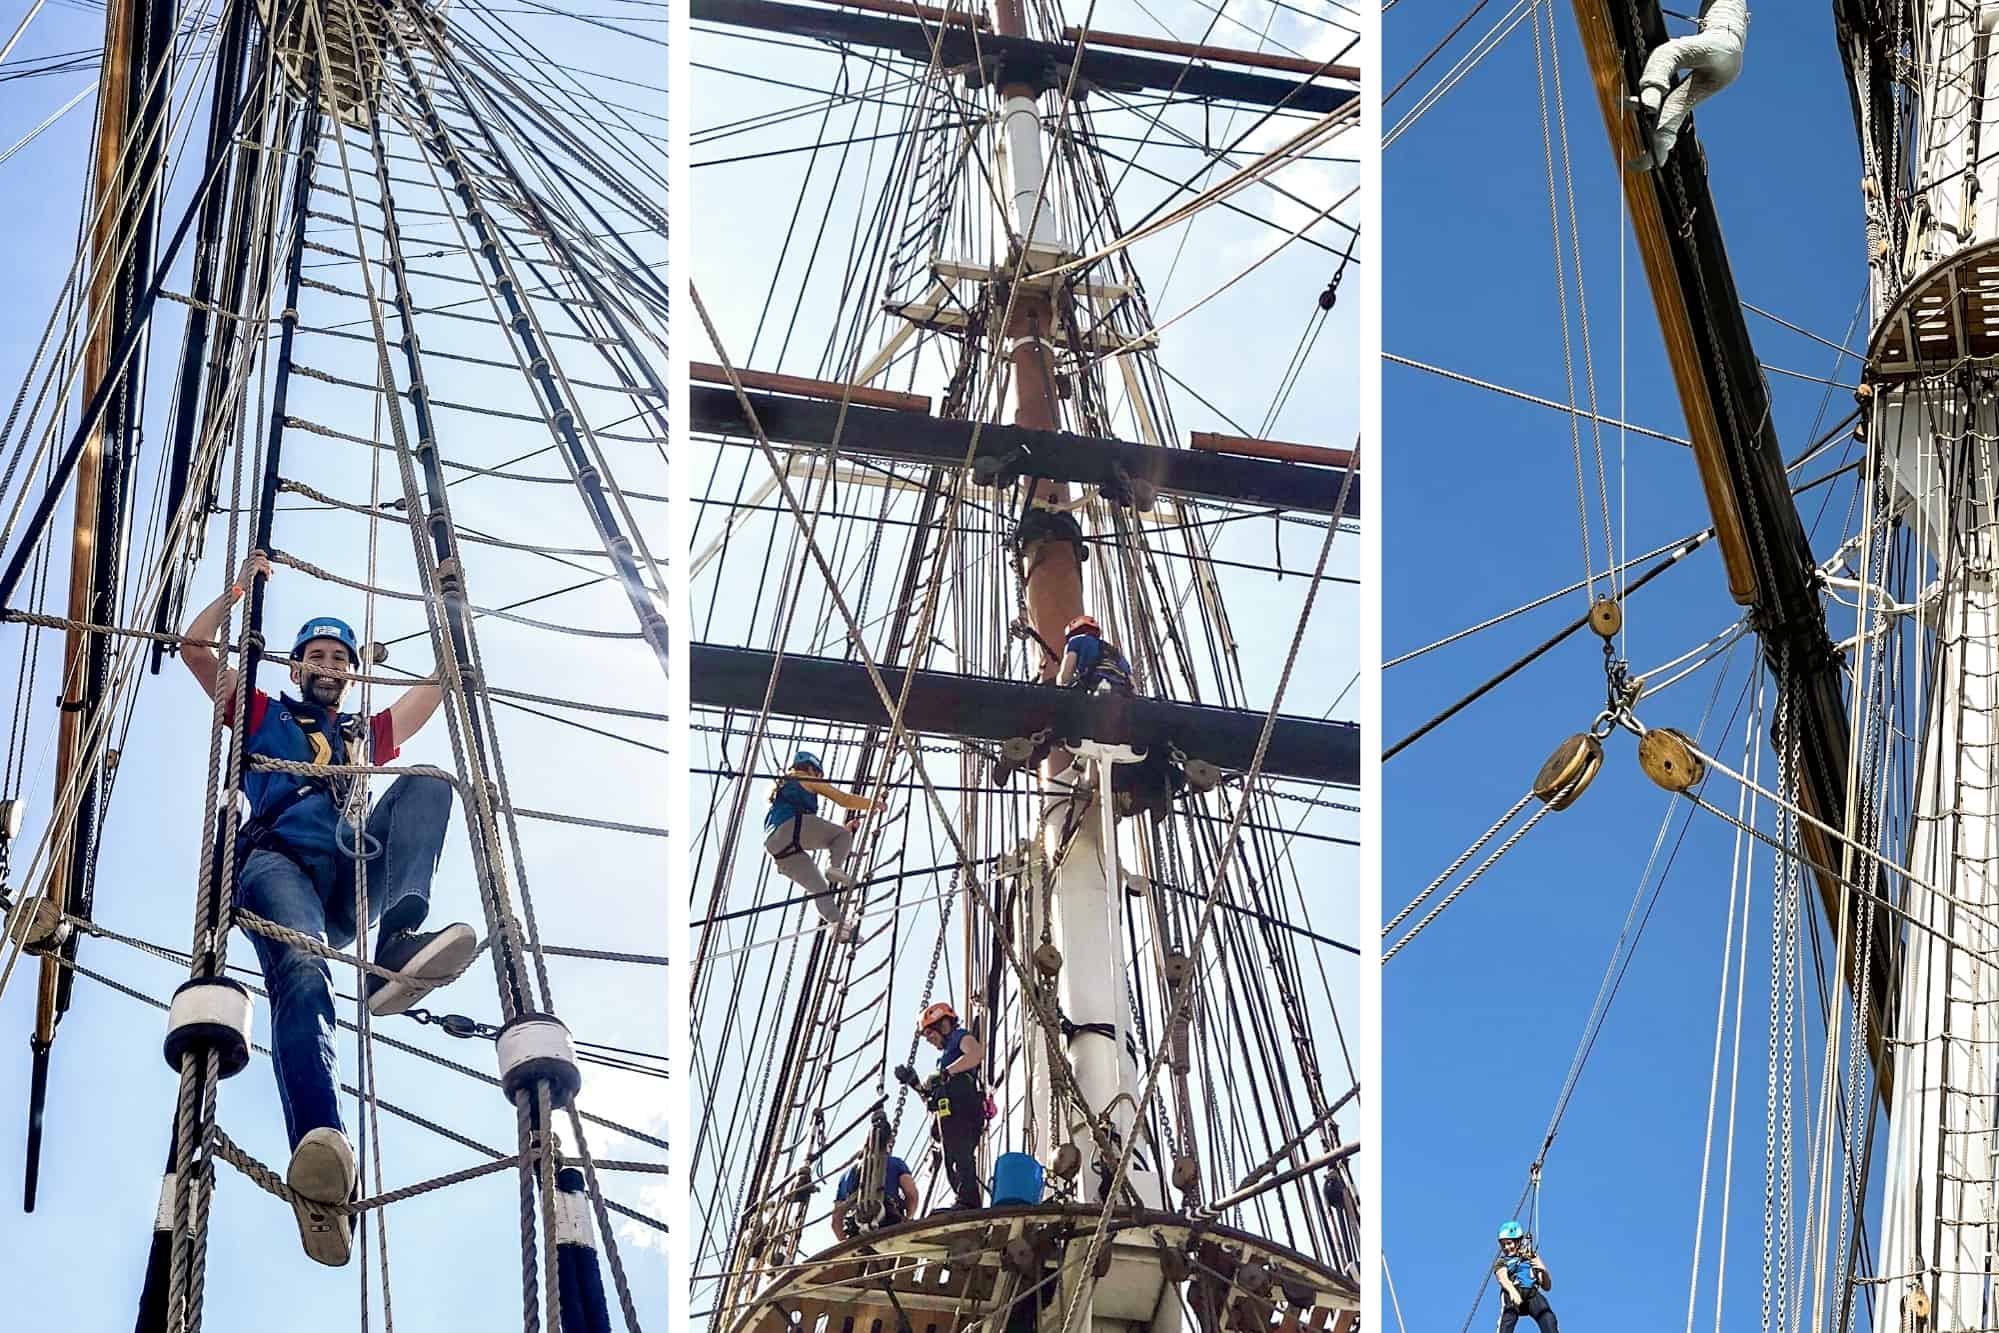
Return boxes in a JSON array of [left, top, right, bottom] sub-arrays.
[[1064, 615, 1102, 639], [917, 1001, 958, 1035]]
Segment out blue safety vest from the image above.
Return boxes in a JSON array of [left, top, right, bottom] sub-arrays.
[[1067, 634, 1133, 690], [1500, 1256, 1539, 1293], [242, 692, 375, 860]]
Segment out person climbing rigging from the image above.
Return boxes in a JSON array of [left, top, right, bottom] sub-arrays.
[[1492, 1221, 1559, 1333], [830, 1148, 919, 1240], [1626, 0, 1748, 172], [1054, 615, 1134, 694], [896, 1001, 987, 1211], [764, 750, 883, 939], [182, 549, 476, 1268]]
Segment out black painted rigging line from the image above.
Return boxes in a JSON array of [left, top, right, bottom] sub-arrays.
[[0, 9, 284, 600], [1383, 409, 1867, 756], [1383, 529, 1715, 760], [1147, 877, 1358, 955], [440, 5, 671, 210]]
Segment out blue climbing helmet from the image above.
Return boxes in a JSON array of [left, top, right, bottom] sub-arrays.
[[293, 616, 360, 665], [792, 750, 824, 774], [1497, 1220, 1525, 1242]]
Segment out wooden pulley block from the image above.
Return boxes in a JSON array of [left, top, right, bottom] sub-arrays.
[[1905, 1284, 1931, 1324], [1532, 734, 1603, 810], [1587, 596, 1623, 638], [1003, 1238, 1038, 1275], [1171, 1155, 1201, 1191], [1637, 727, 1705, 792], [1051, 1143, 1082, 1180], [1033, 941, 1064, 977], [7, 896, 67, 954], [1182, 758, 1222, 792]]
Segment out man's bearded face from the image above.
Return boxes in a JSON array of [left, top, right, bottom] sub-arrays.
[[292, 639, 354, 706]]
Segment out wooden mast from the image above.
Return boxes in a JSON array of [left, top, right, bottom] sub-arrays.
[[35, 0, 136, 1055]]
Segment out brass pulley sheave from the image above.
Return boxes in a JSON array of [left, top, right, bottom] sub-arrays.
[[1533, 733, 1603, 809]]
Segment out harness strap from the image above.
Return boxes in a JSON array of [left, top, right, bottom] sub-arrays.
[[772, 812, 806, 861]]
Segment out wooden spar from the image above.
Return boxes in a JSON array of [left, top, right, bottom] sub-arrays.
[[825, 0, 987, 27], [689, 643, 1358, 785], [1059, 26, 1361, 82], [1566, 0, 1757, 607], [37, 0, 136, 1051], [689, 360, 932, 413], [1567, 0, 1896, 1092], [689, 387, 1362, 515], [1189, 431, 1355, 470]]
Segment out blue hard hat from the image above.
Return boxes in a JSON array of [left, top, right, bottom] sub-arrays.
[[1497, 1220, 1525, 1241], [792, 750, 823, 772], [293, 617, 360, 664]]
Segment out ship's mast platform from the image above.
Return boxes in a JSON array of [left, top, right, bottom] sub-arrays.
[[1865, 237, 1999, 381], [730, 1204, 1358, 1333]]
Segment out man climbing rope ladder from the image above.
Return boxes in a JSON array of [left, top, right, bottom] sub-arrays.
[[1493, 1221, 1560, 1333], [1627, 0, 1748, 173], [182, 550, 477, 1267]]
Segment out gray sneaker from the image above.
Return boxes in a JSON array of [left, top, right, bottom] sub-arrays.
[[288, 1128, 357, 1267], [365, 923, 477, 1017]]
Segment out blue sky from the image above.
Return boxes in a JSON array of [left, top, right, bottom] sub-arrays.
[[1384, 8, 1880, 1332], [0, 4, 666, 1326]]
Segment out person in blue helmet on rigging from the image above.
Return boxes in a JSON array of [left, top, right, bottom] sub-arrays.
[[1493, 1221, 1558, 1333], [182, 549, 474, 1268], [764, 749, 884, 941]]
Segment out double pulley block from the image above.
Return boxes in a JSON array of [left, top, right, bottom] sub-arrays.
[[1529, 597, 1706, 811]]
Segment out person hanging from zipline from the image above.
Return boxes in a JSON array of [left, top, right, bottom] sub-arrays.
[[764, 749, 883, 940], [1493, 1221, 1559, 1333], [895, 1000, 988, 1212], [183, 549, 476, 1267], [1626, 0, 1748, 172]]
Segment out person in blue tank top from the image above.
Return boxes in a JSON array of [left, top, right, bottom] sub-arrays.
[[183, 550, 474, 1268], [1054, 614, 1134, 694], [762, 750, 884, 940], [830, 1152, 918, 1240], [1492, 1221, 1558, 1333]]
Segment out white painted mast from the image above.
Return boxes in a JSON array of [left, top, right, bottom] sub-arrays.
[[1867, 14, 1999, 1328]]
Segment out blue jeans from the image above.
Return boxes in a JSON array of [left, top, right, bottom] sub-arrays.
[[235, 774, 453, 1148]]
